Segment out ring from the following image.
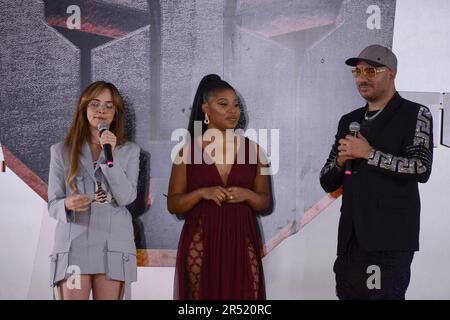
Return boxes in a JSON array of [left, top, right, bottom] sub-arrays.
[[229, 195, 233, 200]]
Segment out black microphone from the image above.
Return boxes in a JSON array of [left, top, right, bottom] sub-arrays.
[[98, 122, 114, 168], [345, 122, 360, 175]]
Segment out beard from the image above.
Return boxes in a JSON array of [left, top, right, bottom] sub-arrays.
[[358, 83, 378, 102]]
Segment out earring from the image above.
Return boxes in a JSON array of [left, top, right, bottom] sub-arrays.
[[204, 113, 210, 124]]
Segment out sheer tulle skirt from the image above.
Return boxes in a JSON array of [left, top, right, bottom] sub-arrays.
[[174, 202, 265, 300]]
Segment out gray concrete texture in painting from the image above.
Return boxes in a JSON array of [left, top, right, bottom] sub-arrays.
[[0, 0, 418, 256], [0, 0, 80, 183]]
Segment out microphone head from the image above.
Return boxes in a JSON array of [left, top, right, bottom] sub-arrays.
[[97, 122, 109, 133], [349, 121, 360, 133]]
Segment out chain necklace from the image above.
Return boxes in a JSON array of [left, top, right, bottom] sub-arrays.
[[364, 107, 384, 121]]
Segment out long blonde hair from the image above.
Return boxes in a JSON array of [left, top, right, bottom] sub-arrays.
[[64, 81, 127, 193]]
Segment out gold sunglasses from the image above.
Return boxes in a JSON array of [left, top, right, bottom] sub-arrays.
[[351, 67, 387, 78]]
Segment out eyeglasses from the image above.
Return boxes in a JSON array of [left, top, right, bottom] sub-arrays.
[[351, 67, 387, 78], [88, 100, 115, 112]]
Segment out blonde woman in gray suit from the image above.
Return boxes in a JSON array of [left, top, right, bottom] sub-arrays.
[[48, 81, 140, 300]]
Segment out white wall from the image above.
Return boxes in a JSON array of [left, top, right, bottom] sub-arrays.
[[1, 0, 450, 299], [0, 149, 46, 299], [393, 0, 450, 92]]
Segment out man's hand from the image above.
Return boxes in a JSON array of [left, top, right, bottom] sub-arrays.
[[336, 154, 354, 169], [338, 132, 372, 161]]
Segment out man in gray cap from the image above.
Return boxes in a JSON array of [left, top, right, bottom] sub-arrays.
[[319, 44, 433, 299]]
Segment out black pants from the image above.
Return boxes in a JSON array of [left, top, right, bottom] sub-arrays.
[[333, 238, 414, 300]]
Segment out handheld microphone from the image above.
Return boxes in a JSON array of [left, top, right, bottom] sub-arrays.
[[345, 122, 360, 175], [98, 122, 114, 168]]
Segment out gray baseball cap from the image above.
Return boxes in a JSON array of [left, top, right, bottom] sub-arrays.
[[345, 44, 397, 72]]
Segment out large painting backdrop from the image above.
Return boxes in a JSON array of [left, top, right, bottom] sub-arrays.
[[0, 0, 397, 266]]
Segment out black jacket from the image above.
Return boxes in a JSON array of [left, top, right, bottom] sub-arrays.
[[320, 92, 433, 254]]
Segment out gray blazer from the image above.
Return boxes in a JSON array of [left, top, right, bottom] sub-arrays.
[[48, 140, 140, 298]]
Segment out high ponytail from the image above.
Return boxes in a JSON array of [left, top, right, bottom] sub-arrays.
[[187, 74, 236, 137]]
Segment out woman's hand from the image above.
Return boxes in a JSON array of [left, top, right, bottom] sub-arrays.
[[64, 194, 92, 212], [99, 130, 117, 153], [225, 186, 251, 204], [200, 186, 232, 206]]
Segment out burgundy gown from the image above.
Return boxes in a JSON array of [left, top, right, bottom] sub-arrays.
[[174, 137, 266, 300]]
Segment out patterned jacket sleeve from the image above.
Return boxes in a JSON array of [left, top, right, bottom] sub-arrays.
[[366, 106, 433, 183], [320, 118, 345, 193]]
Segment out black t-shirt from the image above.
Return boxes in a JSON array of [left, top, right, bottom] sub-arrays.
[[360, 109, 380, 136]]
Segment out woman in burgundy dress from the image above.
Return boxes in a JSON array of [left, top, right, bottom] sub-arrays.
[[167, 74, 271, 300]]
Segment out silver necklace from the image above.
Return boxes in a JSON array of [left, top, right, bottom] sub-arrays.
[[364, 107, 383, 121]]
